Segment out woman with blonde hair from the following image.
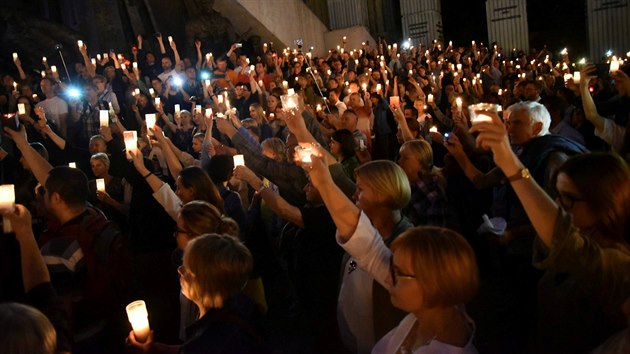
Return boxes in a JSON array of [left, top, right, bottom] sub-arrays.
[[305, 150, 479, 353], [249, 103, 272, 140], [337, 160, 415, 353], [397, 139, 452, 227], [0, 303, 57, 354], [128, 234, 269, 353]]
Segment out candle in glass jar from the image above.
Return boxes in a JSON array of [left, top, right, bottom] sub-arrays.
[[233, 154, 245, 167], [96, 179, 106, 192], [99, 110, 109, 127], [126, 300, 150, 343], [573, 71, 581, 84], [168, 36, 173, 44]]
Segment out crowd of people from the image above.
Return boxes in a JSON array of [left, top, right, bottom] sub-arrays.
[[0, 29, 629, 354]]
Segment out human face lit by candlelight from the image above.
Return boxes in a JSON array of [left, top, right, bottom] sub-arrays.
[[554, 172, 597, 230], [90, 158, 108, 178]]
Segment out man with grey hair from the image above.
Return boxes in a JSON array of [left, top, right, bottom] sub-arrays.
[[448, 100, 586, 192]]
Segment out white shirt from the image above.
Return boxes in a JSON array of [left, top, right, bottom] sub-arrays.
[[36, 95, 68, 128]]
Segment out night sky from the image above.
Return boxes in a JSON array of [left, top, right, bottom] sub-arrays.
[[441, 0, 588, 58]]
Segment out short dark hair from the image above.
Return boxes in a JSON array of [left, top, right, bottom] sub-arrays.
[[45, 166, 88, 209], [331, 129, 357, 158]]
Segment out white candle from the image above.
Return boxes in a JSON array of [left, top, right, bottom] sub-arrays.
[[96, 178, 106, 192], [316, 104, 322, 112], [51, 65, 57, 73], [196, 104, 202, 113], [145, 113, 156, 132], [287, 88, 295, 95], [154, 97, 160, 106], [233, 154, 245, 167], [205, 108, 213, 118], [563, 73, 573, 82], [91, 58, 96, 66], [134, 88, 140, 96], [205, 53, 211, 62], [429, 126, 438, 133], [149, 88, 155, 97], [132, 62, 138, 70], [17, 103, 26, 115], [69, 162, 77, 168], [472, 113, 493, 124], [282, 81, 288, 90], [204, 79, 211, 87], [376, 84, 382, 93], [456, 97, 463, 111], [77, 40, 83, 48], [0, 184, 15, 212], [389, 96, 400, 108], [96, 54, 100, 61], [168, 36, 173, 43], [121, 63, 127, 71], [12, 53, 18, 61], [123, 131, 138, 160], [258, 80, 264, 89], [610, 58, 620, 73], [126, 300, 150, 343], [218, 95, 224, 104], [99, 110, 109, 127], [294, 146, 312, 163], [427, 94, 434, 103], [174, 104, 180, 115]]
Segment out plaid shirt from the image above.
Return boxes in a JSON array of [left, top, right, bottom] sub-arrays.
[[404, 173, 451, 227]]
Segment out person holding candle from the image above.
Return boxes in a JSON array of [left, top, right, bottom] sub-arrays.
[[471, 110, 630, 353], [88, 152, 130, 230], [127, 233, 269, 353], [35, 78, 69, 138], [301, 146, 478, 354]]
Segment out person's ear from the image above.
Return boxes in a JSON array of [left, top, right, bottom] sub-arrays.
[[532, 121, 543, 136]]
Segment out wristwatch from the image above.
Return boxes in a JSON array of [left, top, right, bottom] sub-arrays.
[[507, 168, 531, 182]]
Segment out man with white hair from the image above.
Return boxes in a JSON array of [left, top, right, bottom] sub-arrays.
[[448, 101, 587, 192]]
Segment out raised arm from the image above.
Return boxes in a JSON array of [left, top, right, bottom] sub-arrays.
[[5, 127, 52, 186], [579, 64, 606, 132], [233, 165, 304, 228], [472, 112, 557, 247]]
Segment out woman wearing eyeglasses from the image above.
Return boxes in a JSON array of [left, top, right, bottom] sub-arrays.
[[304, 147, 479, 354], [472, 112, 630, 353], [128, 233, 269, 354]]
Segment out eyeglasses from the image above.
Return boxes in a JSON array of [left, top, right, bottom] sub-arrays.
[[389, 255, 416, 286], [557, 193, 586, 210]]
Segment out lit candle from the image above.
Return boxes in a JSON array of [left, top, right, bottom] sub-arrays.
[[456, 97, 463, 111], [0, 184, 15, 213], [51, 65, 58, 73], [359, 139, 366, 151], [389, 96, 400, 108], [294, 146, 313, 164], [249, 65, 254, 72], [342, 36, 347, 43], [376, 83, 382, 93], [196, 104, 202, 113], [17, 103, 26, 115], [96, 54, 101, 61], [205, 53, 211, 62], [429, 126, 438, 133], [77, 40, 83, 48], [96, 179, 106, 192], [149, 88, 155, 97], [145, 113, 156, 132], [316, 104, 322, 112], [456, 63, 462, 71], [472, 113, 493, 124], [132, 62, 138, 70], [168, 36, 173, 44], [610, 57, 620, 73], [563, 73, 573, 82], [69, 162, 77, 168], [121, 63, 127, 71], [12, 53, 18, 61], [282, 81, 288, 90], [258, 80, 264, 89], [233, 154, 245, 167], [126, 300, 150, 343], [205, 108, 213, 118], [174, 104, 180, 115], [154, 97, 160, 106], [287, 88, 295, 95], [218, 95, 224, 104], [361, 83, 367, 91], [99, 110, 109, 127], [117, 54, 123, 60], [123, 131, 138, 160], [408, 69, 413, 76], [427, 94, 434, 103], [91, 58, 96, 66]]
